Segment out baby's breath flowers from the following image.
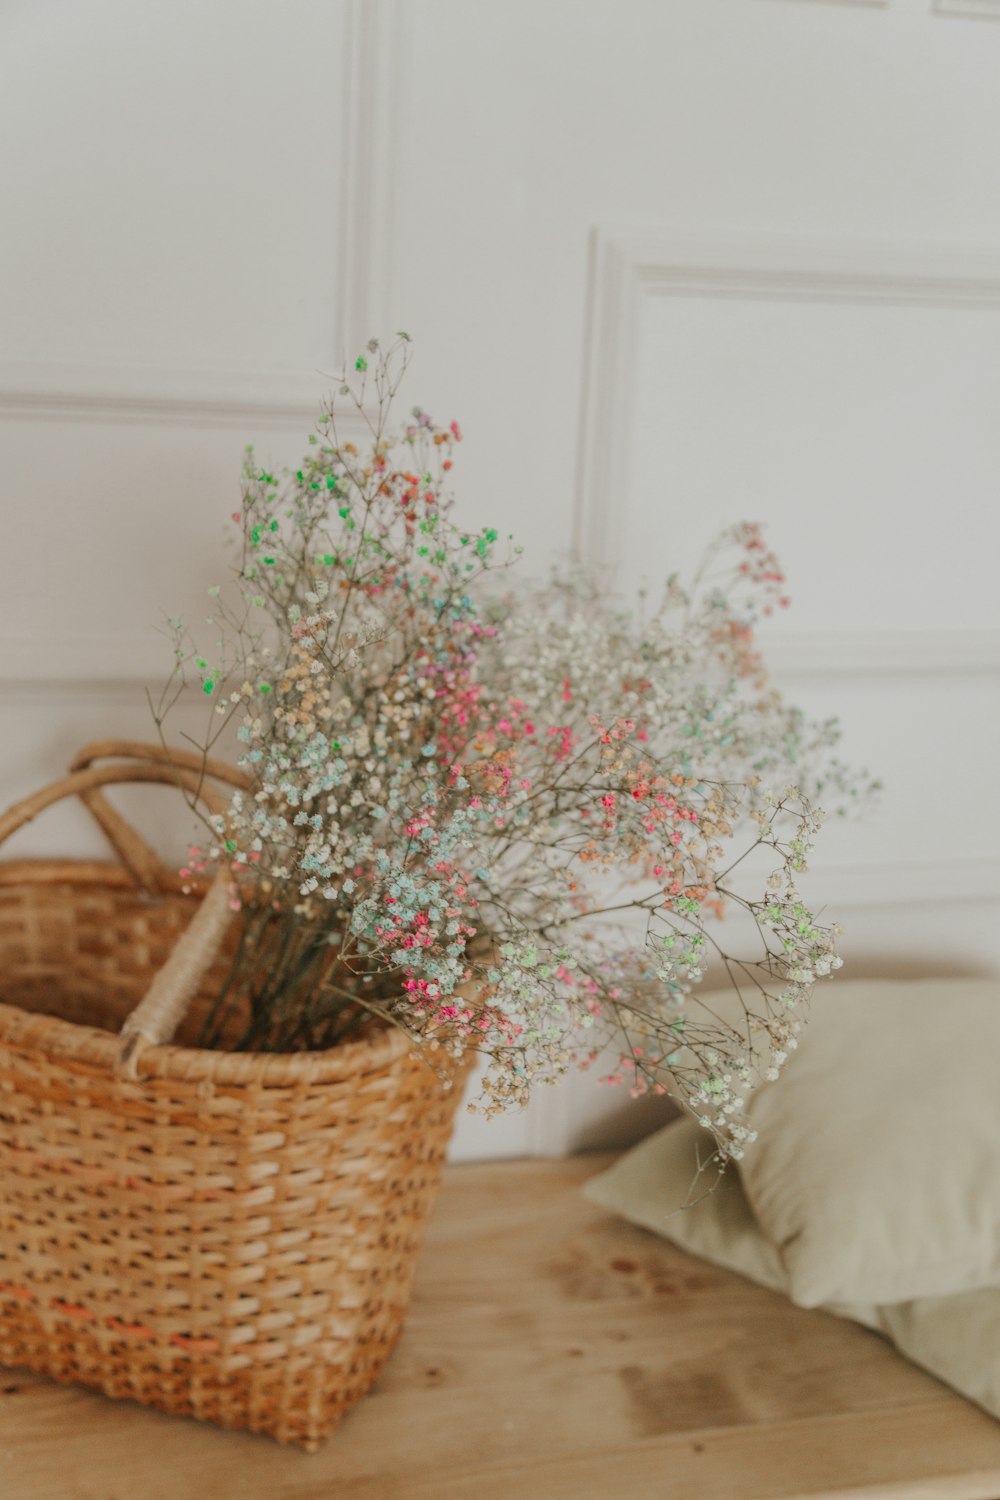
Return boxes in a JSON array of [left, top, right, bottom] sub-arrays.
[[156, 337, 875, 1161]]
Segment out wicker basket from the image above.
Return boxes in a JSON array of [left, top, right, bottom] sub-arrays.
[[0, 742, 470, 1449]]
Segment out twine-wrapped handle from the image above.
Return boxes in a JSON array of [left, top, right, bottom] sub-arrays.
[[0, 742, 250, 1077], [116, 868, 232, 1076]]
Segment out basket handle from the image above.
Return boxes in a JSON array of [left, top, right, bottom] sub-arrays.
[[68, 740, 251, 894], [0, 748, 249, 1078]]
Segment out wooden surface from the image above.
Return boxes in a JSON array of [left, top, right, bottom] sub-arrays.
[[3, 1154, 1000, 1500]]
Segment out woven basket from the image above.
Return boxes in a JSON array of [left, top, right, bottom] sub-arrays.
[[0, 741, 471, 1449]]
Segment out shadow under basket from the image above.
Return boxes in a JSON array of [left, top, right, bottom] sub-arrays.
[[0, 746, 471, 1450]]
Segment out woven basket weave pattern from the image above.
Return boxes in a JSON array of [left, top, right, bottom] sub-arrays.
[[0, 753, 469, 1449]]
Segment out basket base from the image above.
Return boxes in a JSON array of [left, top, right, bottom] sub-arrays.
[[0, 1307, 408, 1450]]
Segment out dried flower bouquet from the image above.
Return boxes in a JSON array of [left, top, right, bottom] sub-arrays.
[[155, 337, 873, 1161]]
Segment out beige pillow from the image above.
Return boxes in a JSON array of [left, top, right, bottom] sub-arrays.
[[738, 977, 1000, 1307], [584, 1116, 1000, 1423]]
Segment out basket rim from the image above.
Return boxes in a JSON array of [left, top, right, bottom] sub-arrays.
[[0, 857, 425, 1086], [0, 999, 416, 1084]]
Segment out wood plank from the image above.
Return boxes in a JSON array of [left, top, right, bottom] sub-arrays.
[[2, 1155, 999, 1500], [324, 1409, 1000, 1500]]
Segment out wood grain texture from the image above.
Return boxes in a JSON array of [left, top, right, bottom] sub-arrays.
[[2, 1154, 1000, 1500]]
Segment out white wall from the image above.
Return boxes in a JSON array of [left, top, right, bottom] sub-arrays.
[[2, 0, 998, 1161]]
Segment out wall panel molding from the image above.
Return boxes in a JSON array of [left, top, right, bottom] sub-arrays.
[[574, 228, 1000, 568], [933, 0, 1000, 18], [766, 629, 1000, 677], [0, 0, 399, 430], [0, 362, 373, 431], [802, 855, 1000, 908], [3, 627, 996, 691], [761, 0, 887, 8], [336, 0, 401, 359]]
